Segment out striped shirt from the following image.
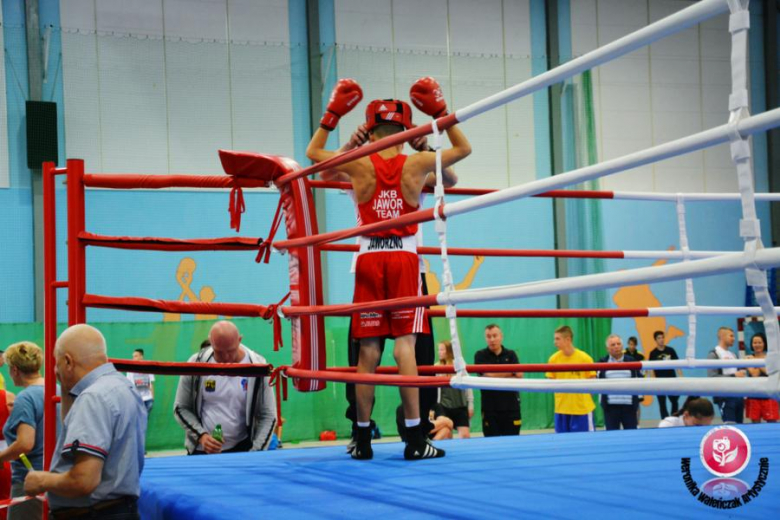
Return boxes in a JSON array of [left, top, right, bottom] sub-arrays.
[[604, 356, 633, 406], [48, 363, 146, 510]]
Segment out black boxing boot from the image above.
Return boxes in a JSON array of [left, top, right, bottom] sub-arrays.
[[403, 425, 445, 460], [351, 425, 373, 460]]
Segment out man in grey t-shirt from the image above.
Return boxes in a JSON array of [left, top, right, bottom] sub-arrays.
[[23, 324, 145, 519]]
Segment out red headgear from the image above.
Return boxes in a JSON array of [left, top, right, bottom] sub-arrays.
[[365, 99, 413, 132]]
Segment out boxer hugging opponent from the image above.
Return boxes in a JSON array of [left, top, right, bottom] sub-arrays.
[[306, 77, 471, 460]]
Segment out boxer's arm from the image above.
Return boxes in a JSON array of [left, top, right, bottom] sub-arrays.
[[424, 168, 458, 188], [306, 128, 365, 178], [407, 124, 471, 176], [410, 132, 458, 188], [320, 125, 369, 182]]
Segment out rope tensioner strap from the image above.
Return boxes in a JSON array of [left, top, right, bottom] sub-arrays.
[[262, 292, 291, 351], [256, 197, 285, 264], [675, 194, 697, 360], [430, 119, 467, 376], [229, 182, 247, 232]]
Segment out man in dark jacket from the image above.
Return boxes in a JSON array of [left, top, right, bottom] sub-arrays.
[[598, 334, 642, 430]]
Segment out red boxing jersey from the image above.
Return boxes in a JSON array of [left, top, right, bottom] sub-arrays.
[[357, 154, 419, 237]]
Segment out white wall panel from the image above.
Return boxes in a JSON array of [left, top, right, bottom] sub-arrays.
[[229, 0, 289, 44], [60, 0, 294, 175], [165, 41, 232, 173], [335, 0, 393, 48], [60, 32, 103, 171], [449, 0, 504, 55], [393, 0, 449, 52], [95, 0, 165, 36], [574, 0, 736, 194], [503, 0, 532, 57], [164, 0, 228, 41], [97, 37, 169, 173], [333, 0, 537, 189], [59, 0, 97, 32], [0, 6, 9, 188], [230, 45, 295, 157]]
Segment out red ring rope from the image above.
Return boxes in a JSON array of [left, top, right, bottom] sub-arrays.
[[83, 174, 269, 190], [309, 180, 615, 199], [284, 367, 451, 388], [320, 243, 625, 259], [324, 362, 643, 375], [80, 232, 263, 251], [80, 232, 627, 259], [111, 359, 272, 377], [83, 294, 269, 317]]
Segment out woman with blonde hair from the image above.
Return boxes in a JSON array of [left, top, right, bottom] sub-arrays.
[[436, 341, 474, 439], [0, 342, 45, 520]]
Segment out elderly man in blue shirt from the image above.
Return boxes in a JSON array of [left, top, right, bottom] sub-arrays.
[[24, 324, 146, 519]]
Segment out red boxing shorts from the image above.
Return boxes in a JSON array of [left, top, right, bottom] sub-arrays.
[[351, 250, 429, 339], [745, 397, 780, 422]]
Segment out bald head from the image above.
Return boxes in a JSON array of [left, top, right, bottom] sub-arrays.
[[209, 321, 243, 363], [54, 324, 109, 390], [55, 324, 108, 362]]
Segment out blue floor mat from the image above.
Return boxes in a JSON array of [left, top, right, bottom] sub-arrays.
[[140, 424, 780, 519]]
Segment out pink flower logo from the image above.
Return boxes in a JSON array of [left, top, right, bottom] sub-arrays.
[[700, 427, 751, 477]]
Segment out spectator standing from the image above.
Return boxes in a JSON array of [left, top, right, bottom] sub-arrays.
[[0, 350, 6, 391], [0, 342, 44, 520], [597, 335, 641, 430], [624, 336, 645, 424], [648, 331, 681, 418], [126, 349, 155, 415], [707, 327, 746, 424], [0, 375, 13, 520], [545, 326, 597, 433], [624, 336, 644, 361], [23, 324, 145, 519], [474, 325, 522, 437], [744, 333, 778, 423]]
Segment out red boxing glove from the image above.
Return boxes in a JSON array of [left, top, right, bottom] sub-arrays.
[[409, 77, 448, 118], [320, 79, 363, 131]]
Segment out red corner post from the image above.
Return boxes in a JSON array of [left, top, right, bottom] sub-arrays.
[[42, 162, 60, 474], [66, 159, 87, 324]]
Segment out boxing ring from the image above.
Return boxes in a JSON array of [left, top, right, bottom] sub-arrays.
[[35, 0, 780, 517], [137, 424, 780, 519]]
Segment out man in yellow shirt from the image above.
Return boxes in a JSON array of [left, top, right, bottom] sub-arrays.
[[545, 326, 596, 433]]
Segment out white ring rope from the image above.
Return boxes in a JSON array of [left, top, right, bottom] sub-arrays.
[[725, 0, 780, 399], [676, 195, 698, 360], [441, 108, 780, 221], [451, 374, 773, 399], [640, 359, 764, 370], [454, 0, 730, 123], [433, 249, 780, 307], [431, 119, 467, 374], [613, 191, 780, 202], [647, 306, 780, 317], [429, 0, 780, 400]]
